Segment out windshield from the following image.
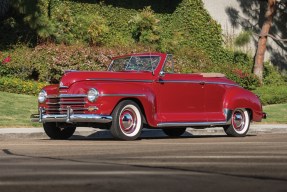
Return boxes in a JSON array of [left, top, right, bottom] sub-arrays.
[[108, 56, 161, 72]]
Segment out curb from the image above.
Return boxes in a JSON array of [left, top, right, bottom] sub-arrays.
[[0, 124, 286, 139]]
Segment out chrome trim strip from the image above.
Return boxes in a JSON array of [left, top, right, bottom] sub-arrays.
[[47, 102, 86, 105], [87, 78, 154, 83], [224, 108, 233, 124], [156, 80, 240, 87], [158, 109, 233, 128], [157, 121, 227, 128], [156, 80, 202, 84], [58, 102, 86, 105], [47, 94, 87, 99], [59, 86, 69, 89], [100, 94, 145, 97], [205, 82, 241, 87], [30, 114, 112, 123]]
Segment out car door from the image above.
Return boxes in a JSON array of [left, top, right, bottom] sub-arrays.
[[155, 55, 206, 123]]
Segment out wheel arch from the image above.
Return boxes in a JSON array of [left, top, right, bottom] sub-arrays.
[[223, 87, 263, 122], [111, 97, 148, 125]]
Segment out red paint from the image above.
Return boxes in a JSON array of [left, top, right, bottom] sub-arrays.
[[39, 53, 265, 128]]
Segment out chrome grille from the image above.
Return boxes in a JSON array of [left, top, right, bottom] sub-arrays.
[[45, 94, 87, 114]]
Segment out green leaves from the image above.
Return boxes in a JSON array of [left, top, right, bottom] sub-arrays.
[[129, 6, 161, 44]]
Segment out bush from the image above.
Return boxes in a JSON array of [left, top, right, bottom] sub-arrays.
[[129, 6, 161, 44], [253, 85, 287, 105], [263, 64, 286, 86], [0, 77, 47, 95]]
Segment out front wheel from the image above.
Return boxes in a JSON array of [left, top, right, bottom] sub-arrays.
[[43, 123, 76, 140], [223, 108, 250, 137], [110, 100, 143, 140]]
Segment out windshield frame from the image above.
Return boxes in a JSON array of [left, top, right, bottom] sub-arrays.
[[108, 55, 161, 73]]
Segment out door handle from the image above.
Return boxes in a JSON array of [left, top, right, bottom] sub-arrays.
[[199, 81, 205, 85]]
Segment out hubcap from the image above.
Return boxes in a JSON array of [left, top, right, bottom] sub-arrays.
[[119, 109, 137, 134], [232, 110, 245, 131]]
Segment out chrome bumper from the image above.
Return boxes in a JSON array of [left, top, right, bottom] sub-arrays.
[[31, 107, 112, 123]]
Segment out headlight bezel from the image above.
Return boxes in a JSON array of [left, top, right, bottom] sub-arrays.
[[87, 88, 99, 102], [38, 90, 47, 103]]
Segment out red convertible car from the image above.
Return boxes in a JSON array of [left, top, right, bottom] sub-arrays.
[[31, 53, 266, 140]]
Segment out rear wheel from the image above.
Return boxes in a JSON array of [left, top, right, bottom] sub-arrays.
[[110, 100, 143, 140], [163, 128, 186, 137], [223, 108, 250, 137], [43, 123, 76, 140]]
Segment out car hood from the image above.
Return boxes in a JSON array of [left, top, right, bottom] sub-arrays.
[[60, 71, 154, 88]]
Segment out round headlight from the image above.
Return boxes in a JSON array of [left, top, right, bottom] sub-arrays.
[[87, 88, 99, 102], [38, 90, 47, 103]]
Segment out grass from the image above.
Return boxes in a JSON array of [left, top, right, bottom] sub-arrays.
[[0, 91, 286, 127], [0, 91, 39, 127], [262, 103, 287, 124]]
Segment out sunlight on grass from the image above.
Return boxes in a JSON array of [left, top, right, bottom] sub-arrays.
[[262, 103, 287, 124], [0, 91, 40, 127]]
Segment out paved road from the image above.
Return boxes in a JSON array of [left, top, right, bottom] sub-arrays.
[[0, 132, 287, 192]]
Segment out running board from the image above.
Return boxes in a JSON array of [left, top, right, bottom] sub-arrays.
[[157, 121, 227, 128]]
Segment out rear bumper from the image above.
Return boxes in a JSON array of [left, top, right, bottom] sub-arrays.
[[31, 107, 112, 124]]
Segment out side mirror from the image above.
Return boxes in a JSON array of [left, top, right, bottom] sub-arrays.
[[159, 71, 165, 77]]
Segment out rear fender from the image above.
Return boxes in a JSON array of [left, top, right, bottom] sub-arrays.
[[223, 87, 263, 122]]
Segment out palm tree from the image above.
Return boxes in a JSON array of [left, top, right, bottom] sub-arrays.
[[0, 0, 10, 19]]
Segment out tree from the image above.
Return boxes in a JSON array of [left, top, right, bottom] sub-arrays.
[[0, 0, 10, 19], [254, 0, 287, 83]]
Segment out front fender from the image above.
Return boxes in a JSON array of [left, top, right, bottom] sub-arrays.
[[68, 81, 158, 127], [223, 87, 263, 122]]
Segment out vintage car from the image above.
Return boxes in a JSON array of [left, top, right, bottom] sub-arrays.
[[31, 53, 266, 140]]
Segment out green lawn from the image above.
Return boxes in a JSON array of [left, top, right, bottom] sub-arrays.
[[0, 92, 39, 127], [262, 103, 287, 124], [0, 91, 286, 127]]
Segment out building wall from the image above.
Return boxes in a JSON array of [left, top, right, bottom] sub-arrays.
[[202, 0, 287, 73]]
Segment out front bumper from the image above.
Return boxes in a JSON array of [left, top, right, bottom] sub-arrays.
[[31, 107, 112, 123]]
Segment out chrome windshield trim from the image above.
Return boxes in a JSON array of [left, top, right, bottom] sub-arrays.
[[87, 78, 154, 83], [157, 121, 227, 127]]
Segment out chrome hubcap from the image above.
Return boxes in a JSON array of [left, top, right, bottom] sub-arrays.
[[120, 109, 137, 133], [232, 110, 245, 131]]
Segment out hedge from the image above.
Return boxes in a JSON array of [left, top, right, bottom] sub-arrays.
[[0, 77, 47, 95]]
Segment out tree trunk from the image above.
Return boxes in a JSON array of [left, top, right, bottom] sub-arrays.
[[253, 0, 277, 83]]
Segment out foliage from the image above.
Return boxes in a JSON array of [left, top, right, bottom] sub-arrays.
[[0, 0, 10, 19], [254, 85, 287, 105], [0, 77, 47, 95], [0, 44, 153, 84], [263, 64, 286, 86], [234, 30, 252, 47], [52, 5, 109, 45], [129, 6, 161, 44], [173, 47, 214, 73], [226, 68, 260, 90]]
